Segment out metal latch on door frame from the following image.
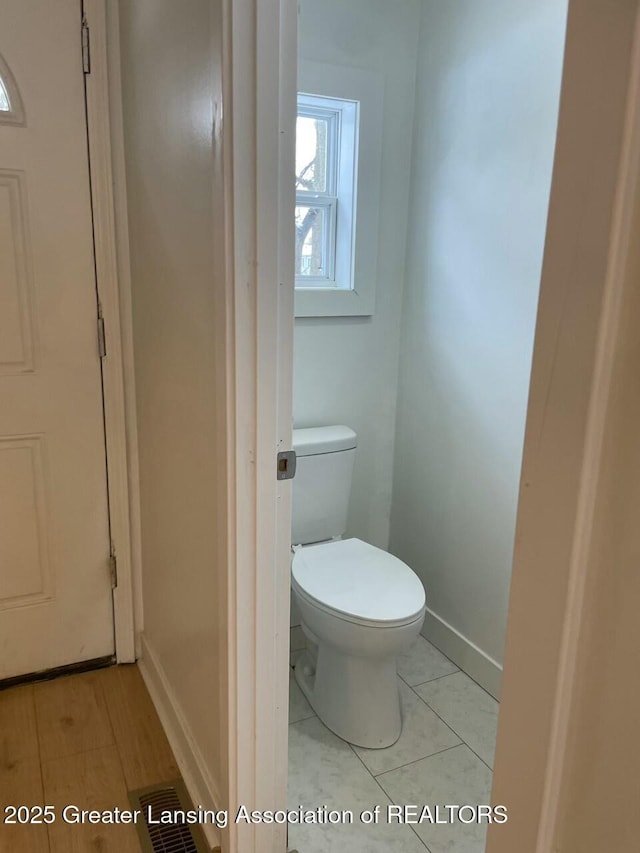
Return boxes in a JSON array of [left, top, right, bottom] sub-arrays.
[[276, 449, 296, 481]]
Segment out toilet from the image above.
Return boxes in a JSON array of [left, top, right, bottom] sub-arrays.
[[291, 425, 426, 748]]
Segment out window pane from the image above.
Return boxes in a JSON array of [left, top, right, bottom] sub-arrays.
[[296, 115, 329, 193], [295, 205, 327, 278], [0, 78, 9, 112]]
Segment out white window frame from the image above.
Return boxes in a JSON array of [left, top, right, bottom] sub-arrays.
[[295, 95, 358, 290], [295, 61, 383, 317]]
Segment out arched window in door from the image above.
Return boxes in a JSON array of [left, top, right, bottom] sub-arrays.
[[0, 55, 25, 125]]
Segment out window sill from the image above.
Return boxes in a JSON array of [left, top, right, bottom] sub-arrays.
[[294, 286, 375, 318]]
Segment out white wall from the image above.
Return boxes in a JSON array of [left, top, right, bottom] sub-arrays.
[[489, 2, 640, 845], [294, 0, 421, 549], [117, 0, 225, 816], [390, 0, 567, 693]]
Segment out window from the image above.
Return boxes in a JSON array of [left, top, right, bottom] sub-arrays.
[[295, 95, 358, 293], [0, 77, 9, 112], [0, 55, 25, 125], [295, 62, 383, 318]]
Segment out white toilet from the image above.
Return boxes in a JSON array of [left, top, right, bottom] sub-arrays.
[[291, 425, 426, 748]]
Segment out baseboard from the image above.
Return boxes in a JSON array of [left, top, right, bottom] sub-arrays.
[[421, 607, 503, 700], [134, 630, 143, 660], [138, 634, 222, 850]]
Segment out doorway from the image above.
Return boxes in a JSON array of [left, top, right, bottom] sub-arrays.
[[109, 2, 640, 851], [136, 1, 640, 851], [0, 0, 114, 679], [286, 1, 567, 851]]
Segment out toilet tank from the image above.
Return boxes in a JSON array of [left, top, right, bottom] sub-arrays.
[[291, 426, 357, 545]]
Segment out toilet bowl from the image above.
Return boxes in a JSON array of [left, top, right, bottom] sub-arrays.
[[292, 537, 425, 748]]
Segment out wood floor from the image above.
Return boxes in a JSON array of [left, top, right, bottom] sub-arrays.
[[0, 664, 187, 853]]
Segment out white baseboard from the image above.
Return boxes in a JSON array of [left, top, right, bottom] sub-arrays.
[[134, 630, 143, 660], [421, 607, 503, 700], [138, 634, 222, 850]]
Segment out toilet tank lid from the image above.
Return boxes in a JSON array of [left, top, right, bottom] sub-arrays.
[[292, 425, 357, 457]]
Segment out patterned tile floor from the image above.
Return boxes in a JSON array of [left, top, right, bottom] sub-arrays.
[[288, 630, 499, 853]]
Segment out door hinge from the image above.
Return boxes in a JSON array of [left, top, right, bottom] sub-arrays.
[[81, 17, 91, 74], [109, 544, 118, 589], [277, 449, 297, 481], [97, 302, 106, 358]]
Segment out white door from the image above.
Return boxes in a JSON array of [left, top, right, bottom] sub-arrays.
[[0, 0, 114, 679]]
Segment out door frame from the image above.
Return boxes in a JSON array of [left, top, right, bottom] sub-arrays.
[[222, 1, 297, 851], [82, 0, 137, 664]]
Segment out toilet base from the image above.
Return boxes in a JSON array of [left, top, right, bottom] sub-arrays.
[[294, 645, 402, 749]]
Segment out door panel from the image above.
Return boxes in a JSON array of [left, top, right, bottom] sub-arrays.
[[0, 0, 113, 677], [0, 171, 34, 373], [0, 436, 51, 605]]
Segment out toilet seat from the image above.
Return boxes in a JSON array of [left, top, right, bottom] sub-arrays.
[[291, 538, 425, 629]]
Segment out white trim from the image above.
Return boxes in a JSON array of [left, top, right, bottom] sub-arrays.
[[421, 608, 502, 700], [103, 0, 144, 655], [534, 6, 640, 849], [138, 636, 222, 851], [224, 0, 296, 851], [223, 1, 257, 849], [83, 0, 136, 662]]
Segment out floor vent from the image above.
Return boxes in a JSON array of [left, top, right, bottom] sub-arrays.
[[129, 780, 210, 853]]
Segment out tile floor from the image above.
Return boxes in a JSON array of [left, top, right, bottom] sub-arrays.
[[288, 630, 499, 853]]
